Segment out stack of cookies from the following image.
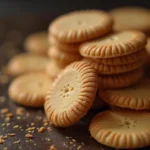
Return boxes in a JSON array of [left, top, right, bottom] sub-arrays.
[[46, 10, 113, 79], [80, 30, 147, 89]]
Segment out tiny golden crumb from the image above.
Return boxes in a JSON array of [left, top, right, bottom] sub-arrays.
[[14, 140, 20, 144], [1, 108, 8, 114], [3, 136, 7, 139], [77, 145, 82, 150], [47, 127, 52, 132], [13, 125, 19, 129], [0, 138, 5, 144], [5, 117, 10, 122], [26, 127, 35, 131], [6, 113, 13, 117], [31, 123, 35, 126], [44, 122, 48, 126], [8, 133, 16, 136], [6, 123, 10, 126], [16, 107, 25, 116], [25, 133, 33, 138], [3, 147, 8, 150], [38, 127, 45, 133], [50, 145, 56, 150]]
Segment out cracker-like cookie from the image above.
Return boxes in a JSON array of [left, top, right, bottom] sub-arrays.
[[24, 31, 49, 55], [48, 47, 82, 65], [93, 49, 147, 65], [83, 58, 143, 75], [49, 10, 113, 43], [110, 7, 150, 33], [99, 67, 143, 89], [80, 30, 147, 58], [48, 35, 80, 53], [7, 53, 49, 76], [89, 110, 150, 149], [8, 73, 52, 107], [46, 60, 63, 79], [100, 78, 150, 110], [44, 61, 98, 127]]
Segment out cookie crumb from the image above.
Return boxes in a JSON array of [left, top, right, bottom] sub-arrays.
[[13, 125, 19, 129], [16, 107, 25, 116], [38, 127, 45, 133], [25, 133, 33, 138], [6, 112, 13, 117], [14, 140, 20, 144], [50, 145, 56, 150], [77, 145, 82, 150], [3, 147, 8, 150], [8, 133, 16, 136], [31, 123, 35, 126], [0, 138, 5, 144], [1, 108, 8, 114]]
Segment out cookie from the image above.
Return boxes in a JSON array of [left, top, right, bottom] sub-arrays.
[[8, 73, 52, 107], [46, 60, 63, 79], [93, 49, 147, 65], [49, 10, 113, 43], [48, 35, 80, 53], [89, 110, 150, 149], [83, 58, 143, 75], [99, 67, 143, 89], [100, 78, 150, 110], [146, 38, 150, 55], [110, 7, 150, 33], [44, 61, 98, 127], [80, 30, 147, 58], [24, 31, 49, 55], [7, 53, 49, 76], [48, 47, 82, 65]]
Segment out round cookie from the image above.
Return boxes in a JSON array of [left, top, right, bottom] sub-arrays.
[[48, 35, 80, 53], [8, 73, 52, 107], [49, 10, 113, 43], [93, 49, 147, 65], [83, 58, 143, 75], [80, 30, 147, 58], [100, 78, 150, 110], [99, 67, 143, 89], [89, 110, 150, 149], [48, 47, 82, 65], [24, 31, 49, 55], [44, 61, 98, 127], [46, 60, 64, 79], [7, 53, 49, 76], [110, 7, 150, 33]]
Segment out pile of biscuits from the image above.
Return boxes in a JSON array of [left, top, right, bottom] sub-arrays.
[[6, 7, 150, 150], [46, 10, 113, 79]]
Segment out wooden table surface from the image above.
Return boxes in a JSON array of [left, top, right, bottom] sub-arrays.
[[0, 16, 150, 150]]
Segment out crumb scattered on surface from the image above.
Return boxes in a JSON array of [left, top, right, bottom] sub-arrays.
[[31, 123, 35, 126], [1, 108, 8, 114], [0, 138, 5, 144], [13, 125, 19, 129], [25, 133, 33, 138], [8, 133, 16, 136], [16, 107, 25, 116], [50, 145, 56, 150], [14, 140, 20, 144], [3, 147, 8, 150], [6, 112, 13, 117], [38, 127, 45, 133]]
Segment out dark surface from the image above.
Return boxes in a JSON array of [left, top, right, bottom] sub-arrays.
[[0, 16, 150, 150]]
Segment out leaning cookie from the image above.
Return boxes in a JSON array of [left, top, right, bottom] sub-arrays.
[[44, 61, 98, 127], [89, 110, 150, 149], [8, 73, 52, 107]]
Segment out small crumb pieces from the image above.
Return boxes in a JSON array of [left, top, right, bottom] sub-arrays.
[[16, 107, 25, 116], [31, 123, 35, 126], [6, 112, 13, 117], [77, 146, 82, 150], [34, 143, 37, 146], [38, 127, 45, 133], [14, 140, 20, 144], [6, 123, 10, 126], [25, 133, 33, 138], [3, 136, 7, 139], [8, 133, 16, 137], [3, 147, 8, 150], [47, 127, 52, 132], [13, 125, 19, 129], [26, 127, 35, 132], [0, 138, 5, 144], [5, 117, 10, 122], [1, 123, 5, 127], [1, 108, 8, 114], [46, 138, 51, 142], [50, 145, 56, 150], [44, 122, 49, 126]]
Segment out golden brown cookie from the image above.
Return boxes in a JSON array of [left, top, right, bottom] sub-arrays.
[[100, 78, 150, 110], [8, 73, 52, 107], [48, 47, 82, 65], [80, 30, 147, 58], [48, 35, 80, 53], [93, 49, 147, 65], [49, 10, 113, 43], [24, 31, 49, 55], [89, 110, 150, 149], [46, 60, 63, 79], [44, 61, 98, 127], [110, 7, 150, 33], [83, 58, 143, 75], [146, 38, 150, 55], [99, 67, 143, 89], [7, 53, 49, 76]]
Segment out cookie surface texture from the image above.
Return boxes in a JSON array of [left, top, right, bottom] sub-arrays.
[[80, 30, 147, 58], [89, 110, 150, 149], [49, 10, 113, 43], [100, 78, 150, 110], [44, 61, 98, 127], [8, 73, 52, 107]]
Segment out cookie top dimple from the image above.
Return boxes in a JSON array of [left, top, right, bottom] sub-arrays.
[[89, 110, 150, 149], [110, 7, 150, 32], [100, 78, 150, 110], [80, 30, 147, 58], [8, 73, 52, 107], [49, 10, 113, 43], [44, 61, 98, 127], [24, 32, 49, 55]]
